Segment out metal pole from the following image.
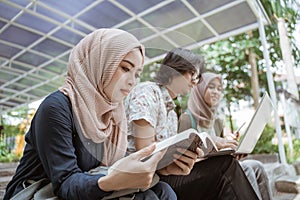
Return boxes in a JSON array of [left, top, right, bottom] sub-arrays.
[[258, 17, 287, 164], [280, 92, 294, 158]]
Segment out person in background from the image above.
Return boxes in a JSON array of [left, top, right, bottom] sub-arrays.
[[178, 72, 273, 200], [125, 48, 259, 200], [4, 29, 176, 200]]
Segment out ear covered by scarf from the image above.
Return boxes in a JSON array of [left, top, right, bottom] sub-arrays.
[[59, 28, 145, 166], [188, 72, 222, 129]]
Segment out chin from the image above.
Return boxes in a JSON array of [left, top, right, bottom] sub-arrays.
[[212, 102, 219, 106], [111, 95, 124, 103]]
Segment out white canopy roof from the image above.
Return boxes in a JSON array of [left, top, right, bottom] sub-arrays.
[[0, 0, 270, 113]]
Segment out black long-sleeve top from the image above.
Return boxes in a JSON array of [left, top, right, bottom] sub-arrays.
[[4, 91, 112, 200]]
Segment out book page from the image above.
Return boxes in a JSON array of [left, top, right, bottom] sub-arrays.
[[142, 129, 219, 169]]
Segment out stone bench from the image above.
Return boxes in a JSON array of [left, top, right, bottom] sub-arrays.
[[275, 175, 300, 193]]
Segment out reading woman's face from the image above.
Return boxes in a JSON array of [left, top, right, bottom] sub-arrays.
[[170, 70, 199, 97], [104, 49, 143, 103], [204, 78, 223, 107]]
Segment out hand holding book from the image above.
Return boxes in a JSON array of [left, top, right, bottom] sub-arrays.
[[157, 147, 200, 176], [144, 129, 223, 169]]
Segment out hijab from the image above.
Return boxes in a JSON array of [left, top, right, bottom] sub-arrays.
[[188, 72, 222, 129], [59, 29, 145, 166]]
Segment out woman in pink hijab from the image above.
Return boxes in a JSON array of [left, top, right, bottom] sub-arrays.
[[4, 29, 176, 200], [179, 72, 273, 200]]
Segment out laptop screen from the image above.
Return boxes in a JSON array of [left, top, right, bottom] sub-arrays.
[[236, 92, 274, 154]]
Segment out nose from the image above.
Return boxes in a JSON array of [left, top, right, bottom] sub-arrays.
[[212, 88, 219, 93], [128, 73, 136, 87]]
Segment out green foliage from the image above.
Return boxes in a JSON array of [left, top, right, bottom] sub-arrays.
[[286, 139, 300, 163], [2, 124, 22, 137], [0, 106, 31, 162], [260, 0, 300, 66], [174, 95, 189, 118], [252, 124, 278, 154], [140, 62, 160, 83], [252, 124, 300, 163], [0, 140, 19, 162]]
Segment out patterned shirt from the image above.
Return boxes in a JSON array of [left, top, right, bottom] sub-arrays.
[[124, 82, 178, 152]]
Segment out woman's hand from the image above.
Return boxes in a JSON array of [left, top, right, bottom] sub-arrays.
[[224, 133, 239, 141], [213, 136, 238, 150], [158, 147, 201, 176], [98, 144, 164, 191]]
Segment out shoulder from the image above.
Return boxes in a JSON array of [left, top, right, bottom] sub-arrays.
[[132, 82, 160, 93], [37, 91, 72, 117], [179, 112, 191, 124], [128, 82, 161, 99]]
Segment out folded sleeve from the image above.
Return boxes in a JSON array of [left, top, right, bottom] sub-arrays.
[[125, 84, 160, 129]]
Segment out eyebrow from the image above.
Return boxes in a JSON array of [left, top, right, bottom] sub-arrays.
[[123, 60, 135, 68]]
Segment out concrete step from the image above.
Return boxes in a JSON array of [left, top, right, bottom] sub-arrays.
[[275, 175, 300, 194], [273, 192, 300, 200], [246, 154, 279, 164], [263, 162, 297, 197], [293, 161, 300, 175], [0, 162, 18, 199]]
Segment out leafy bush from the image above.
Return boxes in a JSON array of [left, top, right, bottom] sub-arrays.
[[252, 124, 278, 154], [286, 139, 300, 163], [253, 124, 300, 163], [0, 140, 19, 162]]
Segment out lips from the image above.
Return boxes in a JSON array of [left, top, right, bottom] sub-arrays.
[[211, 96, 218, 101], [121, 89, 130, 96]]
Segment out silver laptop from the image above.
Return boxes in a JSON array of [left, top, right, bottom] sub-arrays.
[[207, 92, 274, 157], [235, 92, 274, 154]]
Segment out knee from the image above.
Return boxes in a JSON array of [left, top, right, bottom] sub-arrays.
[[243, 160, 266, 173], [240, 162, 254, 177], [152, 181, 177, 199]]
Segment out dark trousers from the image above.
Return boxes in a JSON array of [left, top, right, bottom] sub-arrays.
[[160, 155, 259, 200]]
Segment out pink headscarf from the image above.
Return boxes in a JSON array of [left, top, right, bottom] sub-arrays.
[[59, 29, 144, 166], [188, 72, 222, 129]]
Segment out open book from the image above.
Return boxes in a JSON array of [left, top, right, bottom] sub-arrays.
[[146, 128, 219, 169]]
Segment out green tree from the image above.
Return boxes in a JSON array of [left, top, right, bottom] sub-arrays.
[[260, 0, 300, 99]]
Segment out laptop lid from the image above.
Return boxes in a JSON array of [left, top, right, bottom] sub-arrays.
[[235, 92, 274, 154]]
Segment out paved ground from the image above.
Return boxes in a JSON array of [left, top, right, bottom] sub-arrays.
[[0, 160, 299, 200], [0, 162, 17, 199]]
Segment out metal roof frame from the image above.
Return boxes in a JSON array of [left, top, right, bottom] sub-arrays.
[[0, 0, 270, 113]]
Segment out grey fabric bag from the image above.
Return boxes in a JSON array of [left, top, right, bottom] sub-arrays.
[[10, 168, 160, 200], [10, 178, 59, 200]]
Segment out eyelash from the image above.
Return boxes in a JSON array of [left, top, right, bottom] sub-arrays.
[[208, 85, 223, 91], [121, 66, 140, 79], [121, 66, 130, 72]]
